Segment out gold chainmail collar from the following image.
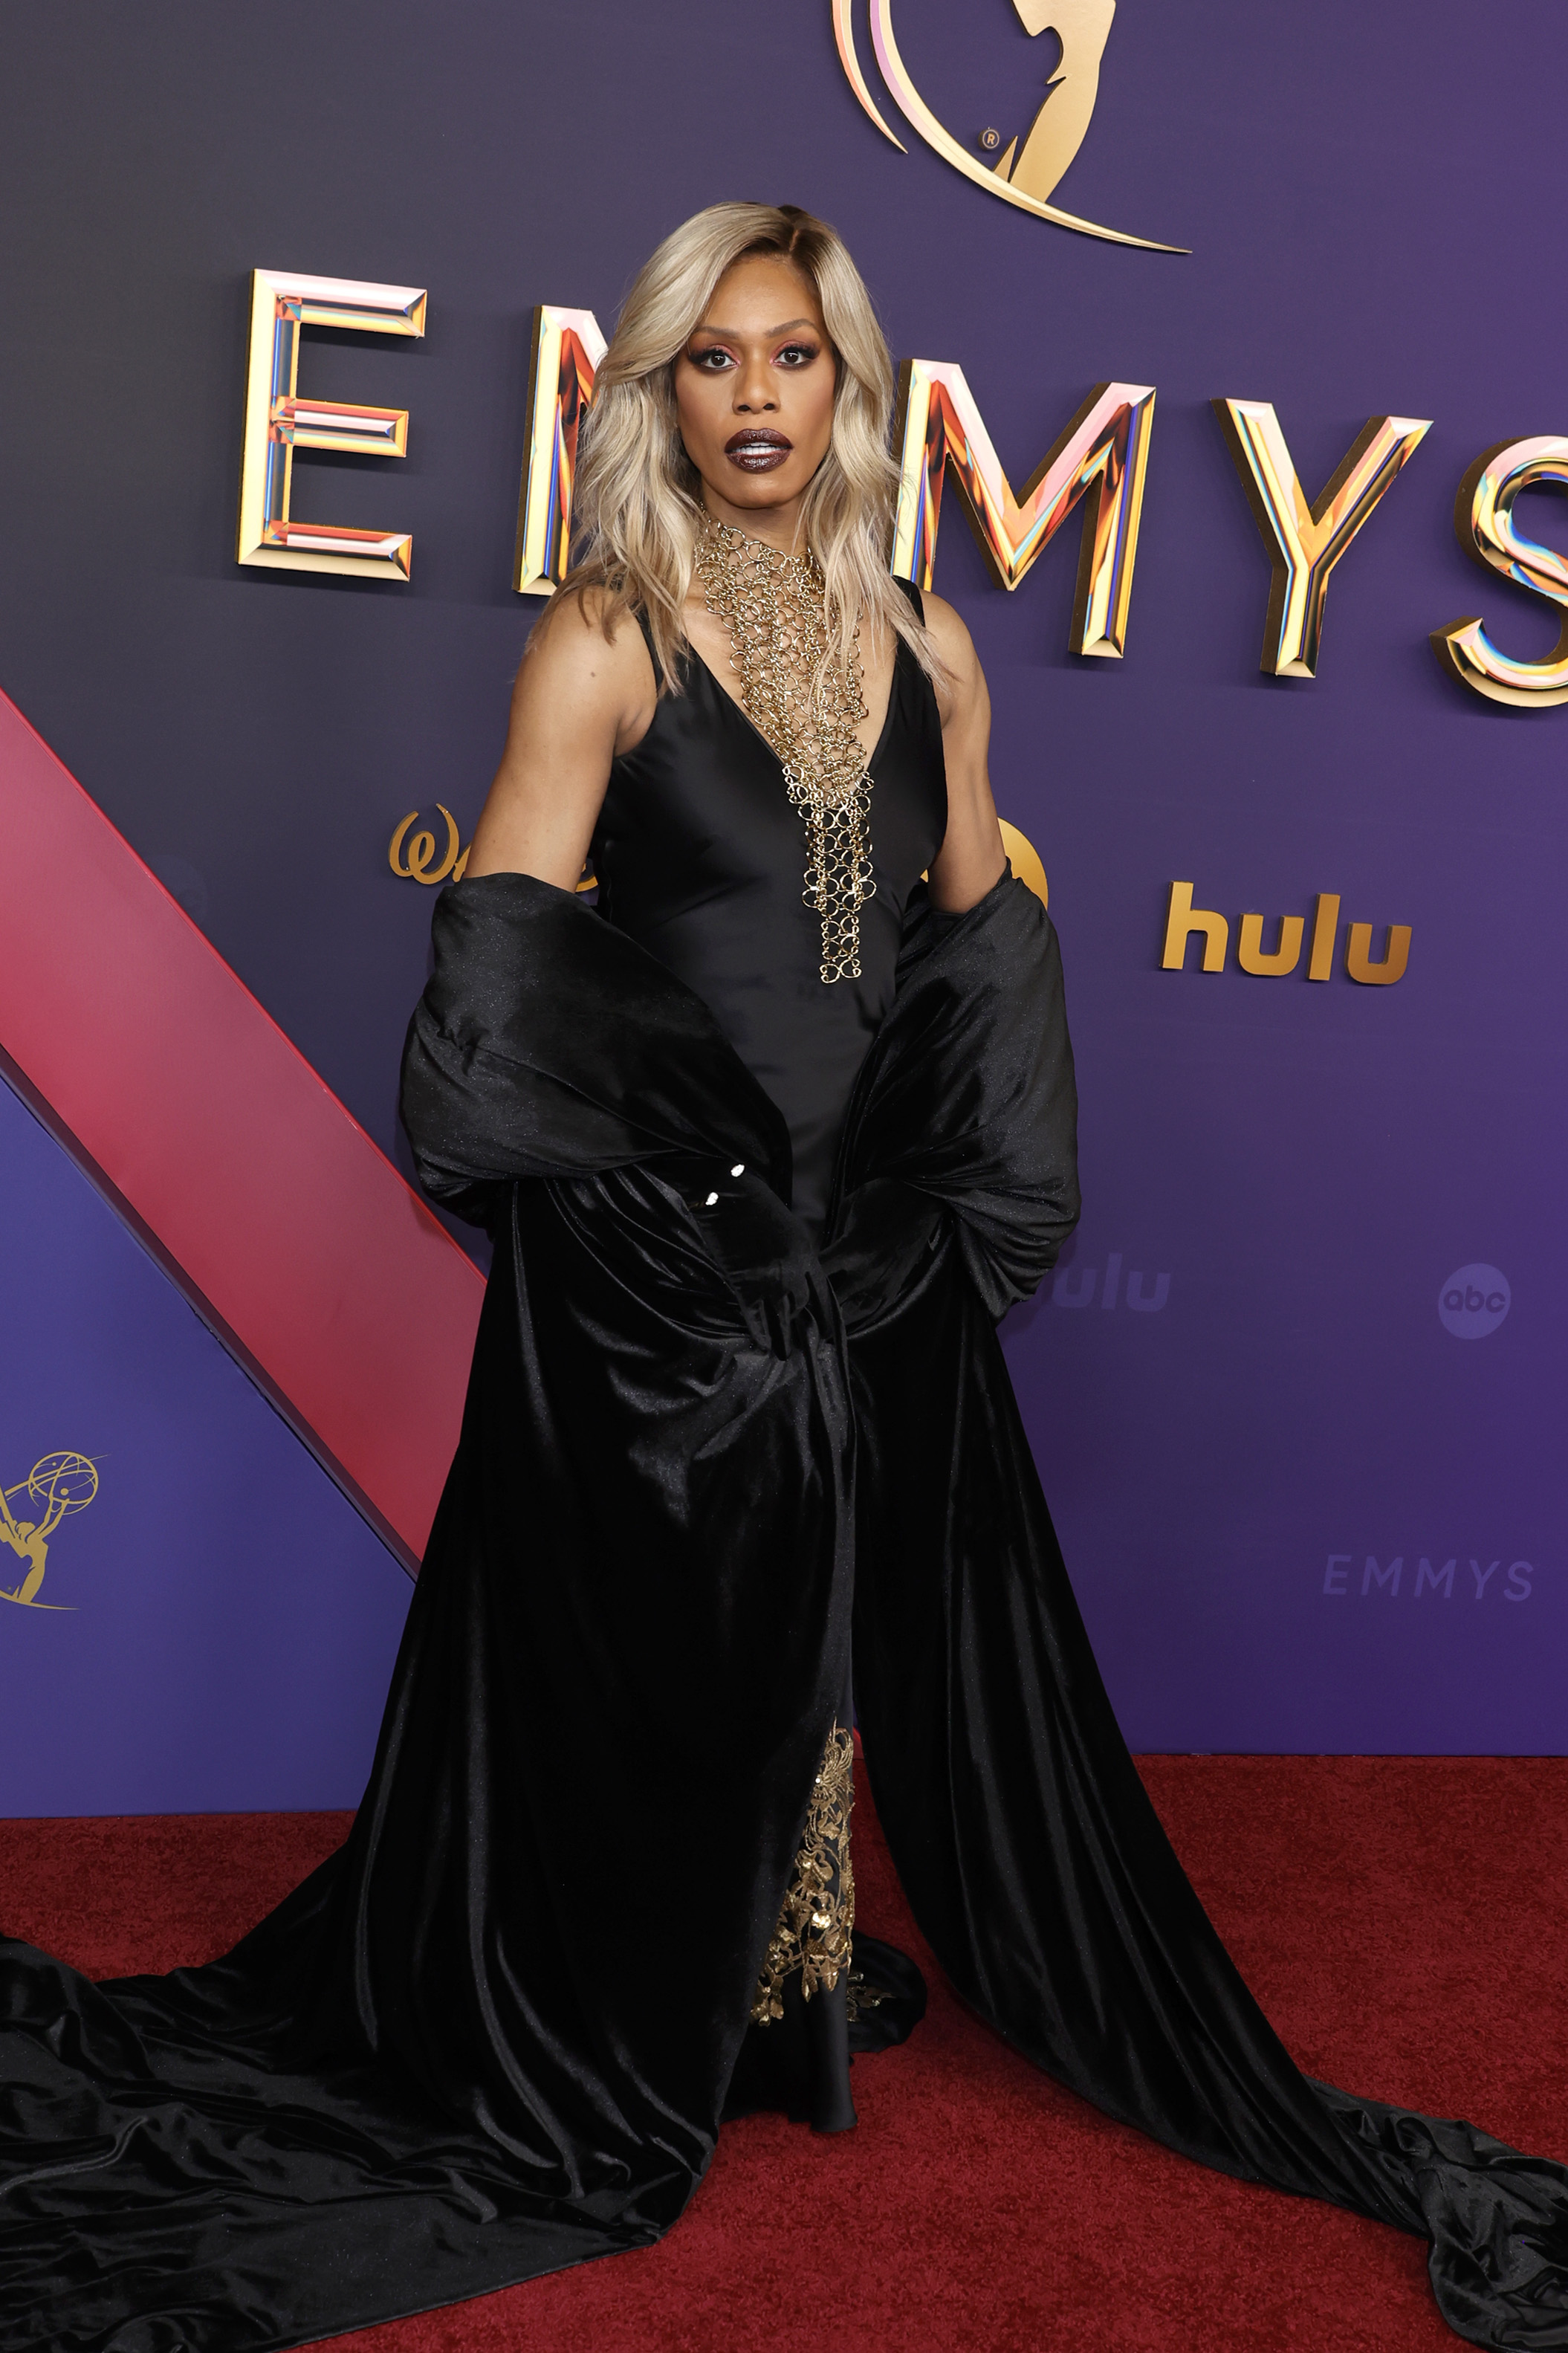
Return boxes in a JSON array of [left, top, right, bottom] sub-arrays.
[[694, 514, 876, 986]]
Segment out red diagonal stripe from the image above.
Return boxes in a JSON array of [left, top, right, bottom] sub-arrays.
[[0, 687, 483, 1565]]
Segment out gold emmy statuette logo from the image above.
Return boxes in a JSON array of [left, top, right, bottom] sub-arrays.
[[0, 1454, 100, 1611], [833, 0, 1185, 252]]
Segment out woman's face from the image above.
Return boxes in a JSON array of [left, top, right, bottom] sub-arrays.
[[673, 254, 837, 526]]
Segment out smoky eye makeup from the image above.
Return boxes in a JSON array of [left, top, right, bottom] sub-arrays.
[[683, 337, 823, 372]]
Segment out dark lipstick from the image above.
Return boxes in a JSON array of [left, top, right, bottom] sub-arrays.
[[725, 428, 792, 473]]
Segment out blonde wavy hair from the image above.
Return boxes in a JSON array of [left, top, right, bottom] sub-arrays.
[[557, 201, 937, 694]]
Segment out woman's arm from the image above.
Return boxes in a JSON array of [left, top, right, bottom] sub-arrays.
[[461, 592, 658, 885], [921, 592, 1008, 914]]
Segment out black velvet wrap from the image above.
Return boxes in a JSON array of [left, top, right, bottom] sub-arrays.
[[2, 870, 1565, 2352]]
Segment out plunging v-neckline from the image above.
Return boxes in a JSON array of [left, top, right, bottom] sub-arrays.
[[687, 641, 901, 782]]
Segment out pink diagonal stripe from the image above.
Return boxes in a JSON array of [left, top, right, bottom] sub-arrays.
[[0, 687, 483, 1563]]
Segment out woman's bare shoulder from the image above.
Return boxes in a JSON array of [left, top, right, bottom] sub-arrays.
[[916, 589, 987, 728], [917, 589, 979, 674], [520, 585, 655, 706], [464, 591, 656, 883]]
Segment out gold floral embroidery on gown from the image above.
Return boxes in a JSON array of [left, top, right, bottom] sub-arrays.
[[751, 1724, 884, 2025]]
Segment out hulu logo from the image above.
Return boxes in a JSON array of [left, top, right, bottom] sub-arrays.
[[1161, 883, 1410, 984]]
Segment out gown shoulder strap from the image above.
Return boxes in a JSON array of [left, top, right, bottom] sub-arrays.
[[631, 602, 666, 693]]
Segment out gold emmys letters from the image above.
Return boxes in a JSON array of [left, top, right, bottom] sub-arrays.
[[1213, 401, 1432, 677], [892, 365, 1156, 656], [236, 270, 1563, 724], [1431, 436, 1568, 708], [236, 271, 427, 581], [514, 306, 608, 597]]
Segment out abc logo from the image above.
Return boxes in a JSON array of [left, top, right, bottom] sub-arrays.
[[1437, 1263, 1510, 1340]]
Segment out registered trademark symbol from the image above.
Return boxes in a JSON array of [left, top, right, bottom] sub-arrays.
[[979, 127, 1002, 152]]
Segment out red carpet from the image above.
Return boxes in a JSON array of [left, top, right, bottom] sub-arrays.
[[5, 1756, 1564, 2353]]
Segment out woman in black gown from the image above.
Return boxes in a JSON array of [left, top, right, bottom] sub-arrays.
[[2, 200, 1567, 2353]]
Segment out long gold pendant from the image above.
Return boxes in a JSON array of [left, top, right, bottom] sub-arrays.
[[696, 519, 876, 985]]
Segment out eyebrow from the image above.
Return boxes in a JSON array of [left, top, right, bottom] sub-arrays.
[[691, 317, 820, 340]]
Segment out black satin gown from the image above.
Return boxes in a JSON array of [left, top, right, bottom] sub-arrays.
[[590, 615, 945, 1237], [591, 616, 945, 2132], [3, 600, 1568, 2353]]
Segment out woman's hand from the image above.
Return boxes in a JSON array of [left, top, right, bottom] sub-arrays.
[[922, 592, 1008, 914], [461, 591, 657, 885]]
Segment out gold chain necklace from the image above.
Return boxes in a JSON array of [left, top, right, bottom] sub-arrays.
[[695, 516, 875, 985]]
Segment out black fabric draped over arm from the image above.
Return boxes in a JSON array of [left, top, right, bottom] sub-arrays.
[[401, 870, 793, 1218]]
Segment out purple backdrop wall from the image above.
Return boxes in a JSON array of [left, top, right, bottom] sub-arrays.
[[0, 0, 1561, 1792], [0, 1077, 410, 1813]]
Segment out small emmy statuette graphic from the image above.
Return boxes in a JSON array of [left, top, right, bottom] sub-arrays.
[[0, 1454, 100, 1610]]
